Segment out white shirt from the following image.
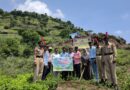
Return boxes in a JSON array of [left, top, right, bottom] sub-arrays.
[[52, 53, 60, 59], [52, 53, 60, 66]]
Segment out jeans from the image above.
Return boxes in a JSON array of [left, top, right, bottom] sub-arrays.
[[90, 58, 99, 82]]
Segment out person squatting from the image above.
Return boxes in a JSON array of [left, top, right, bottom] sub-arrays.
[[33, 32, 118, 90]]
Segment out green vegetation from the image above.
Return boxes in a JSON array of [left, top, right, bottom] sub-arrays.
[[0, 9, 126, 45], [0, 8, 130, 90], [116, 49, 130, 90], [0, 73, 60, 90], [1, 49, 130, 90]]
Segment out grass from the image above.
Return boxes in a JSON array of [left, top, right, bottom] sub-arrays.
[[116, 49, 130, 66], [0, 49, 130, 90], [0, 33, 22, 39]]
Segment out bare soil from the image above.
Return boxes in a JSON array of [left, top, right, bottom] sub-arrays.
[[56, 81, 112, 90]]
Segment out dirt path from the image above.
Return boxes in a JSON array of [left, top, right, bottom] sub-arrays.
[[56, 81, 112, 90]]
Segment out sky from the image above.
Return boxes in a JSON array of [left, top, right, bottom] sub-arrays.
[[0, 0, 130, 43]]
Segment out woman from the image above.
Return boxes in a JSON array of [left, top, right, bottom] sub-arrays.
[[81, 49, 91, 80]]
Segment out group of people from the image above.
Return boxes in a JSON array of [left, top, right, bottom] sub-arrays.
[[33, 41, 82, 81], [33, 35, 118, 89]]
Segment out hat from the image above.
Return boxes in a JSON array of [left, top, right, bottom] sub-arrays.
[[104, 32, 109, 41]]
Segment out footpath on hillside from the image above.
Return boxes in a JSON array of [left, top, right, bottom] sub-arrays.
[[56, 81, 113, 90]]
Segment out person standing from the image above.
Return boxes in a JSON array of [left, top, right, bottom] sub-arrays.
[[102, 33, 118, 89], [48, 47, 53, 72], [60, 47, 69, 80], [52, 48, 60, 77], [89, 42, 99, 82], [73, 47, 81, 78], [42, 46, 51, 80], [68, 47, 74, 77], [95, 40, 105, 83], [33, 41, 44, 82], [81, 49, 91, 80]]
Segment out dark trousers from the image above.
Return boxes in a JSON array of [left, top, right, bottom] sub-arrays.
[[73, 64, 81, 78], [42, 65, 50, 80], [62, 71, 68, 80], [82, 62, 91, 80], [68, 71, 73, 77]]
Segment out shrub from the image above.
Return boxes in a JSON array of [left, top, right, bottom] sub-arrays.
[[19, 30, 40, 47], [4, 25, 10, 29], [23, 47, 33, 57], [0, 38, 21, 57], [0, 73, 60, 90]]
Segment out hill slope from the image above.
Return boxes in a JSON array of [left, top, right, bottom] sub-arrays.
[[0, 8, 127, 46]]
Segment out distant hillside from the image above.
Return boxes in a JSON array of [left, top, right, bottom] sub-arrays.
[[0, 8, 126, 46]]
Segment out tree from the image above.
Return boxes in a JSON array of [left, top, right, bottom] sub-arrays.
[[87, 30, 93, 34], [0, 38, 21, 56], [0, 8, 4, 14], [59, 29, 70, 38], [20, 30, 40, 46], [10, 9, 23, 16], [10, 16, 17, 27]]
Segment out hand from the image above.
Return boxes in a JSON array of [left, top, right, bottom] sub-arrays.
[[94, 60, 96, 64], [34, 60, 37, 65], [46, 65, 49, 69], [102, 62, 105, 65], [48, 62, 52, 67], [113, 60, 116, 63], [84, 63, 87, 66], [114, 56, 117, 59]]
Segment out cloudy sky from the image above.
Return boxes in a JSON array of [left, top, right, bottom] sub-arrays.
[[0, 0, 130, 43]]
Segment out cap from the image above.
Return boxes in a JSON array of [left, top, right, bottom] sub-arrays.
[[49, 47, 53, 50]]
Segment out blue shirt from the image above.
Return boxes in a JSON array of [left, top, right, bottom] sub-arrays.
[[89, 46, 96, 59], [60, 52, 69, 57], [44, 50, 49, 66]]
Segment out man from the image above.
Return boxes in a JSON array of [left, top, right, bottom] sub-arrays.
[[60, 47, 69, 80], [89, 42, 99, 82], [95, 39, 105, 83], [33, 41, 44, 82], [52, 48, 60, 77], [68, 47, 74, 77], [101, 32, 118, 89], [42, 46, 51, 80]]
